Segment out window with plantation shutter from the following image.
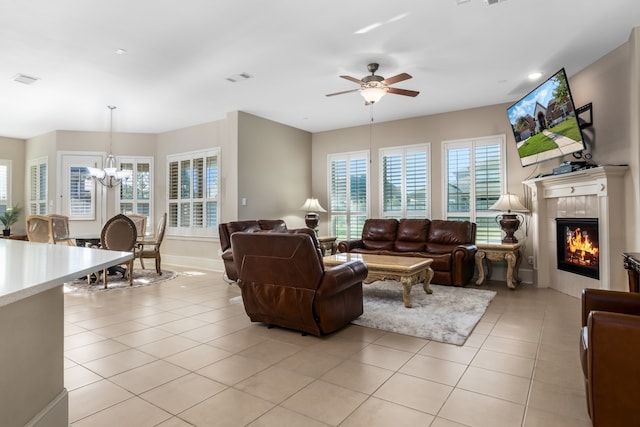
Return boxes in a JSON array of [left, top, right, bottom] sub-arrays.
[[167, 149, 219, 236], [443, 135, 506, 243], [380, 144, 430, 219], [117, 156, 153, 234], [328, 151, 369, 240], [28, 157, 48, 215], [68, 166, 95, 219], [0, 160, 10, 215]]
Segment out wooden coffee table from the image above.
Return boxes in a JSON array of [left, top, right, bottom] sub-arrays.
[[324, 253, 434, 308]]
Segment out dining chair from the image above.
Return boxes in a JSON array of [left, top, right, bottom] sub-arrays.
[[126, 214, 147, 239], [136, 212, 167, 274], [97, 214, 137, 288], [47, 214, 75, 246], [26, 214, 54, 243]]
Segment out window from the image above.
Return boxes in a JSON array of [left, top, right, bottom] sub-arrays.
[[117, 156, 153, 234], [167, 149, 219, 236], [28, 157, 48, 215], [380, 144, 430, 219], [0, 159, 10, 215], [443, 135, 506, 243], [327, 151, 369, 240]]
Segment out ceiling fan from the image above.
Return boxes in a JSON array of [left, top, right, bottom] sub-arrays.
[[326, 63, 420, 105]]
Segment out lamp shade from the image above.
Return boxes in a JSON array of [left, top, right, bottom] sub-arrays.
[[489, 193, 529, 213], [360, 86, 387, 104], [299, 198, 327, 213]]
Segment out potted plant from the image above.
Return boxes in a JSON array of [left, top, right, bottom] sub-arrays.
[[0, 205, 22, 236]]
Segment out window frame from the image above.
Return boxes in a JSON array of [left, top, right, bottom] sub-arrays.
[[28, 156, 48, 215], [0, 159, 10, 215], [442, 134, 507, 244], [166, 148, 219, 238], [379, 143, 431, 219], [327, 150, 370, 241], [116, 156, 154, 235]]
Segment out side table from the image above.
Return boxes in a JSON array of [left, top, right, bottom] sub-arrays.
[[318, 236, 338, 256], [623, 253, 640, 292], [475, 242, 522, 289]]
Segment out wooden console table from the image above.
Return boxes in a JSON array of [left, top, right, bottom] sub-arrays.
[[475, 242, 522, 289], [623, 252, 640, 292]]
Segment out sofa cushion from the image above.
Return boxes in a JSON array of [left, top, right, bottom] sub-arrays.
[[394, 219, 430, 252], [361, 219, 398, 251], [426, 220, 473, 245], [227, 220, 261, 235]]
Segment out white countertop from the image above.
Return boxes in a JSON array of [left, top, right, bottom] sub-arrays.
[[0, 239, 133, 307]]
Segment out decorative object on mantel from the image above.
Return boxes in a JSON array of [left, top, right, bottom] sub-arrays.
[[0, 204, 22, 236], [64, 268, 177, 292], [489, 193, 529, 243], [299, 197, 327, 230], [87, 105, 133, 188], [352, 281, 496, 345]]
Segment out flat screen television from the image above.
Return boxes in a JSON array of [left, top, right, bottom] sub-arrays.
[[507, 68, 586, 167]]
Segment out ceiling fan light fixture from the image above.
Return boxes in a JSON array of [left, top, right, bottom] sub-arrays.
[[361, 86, 387, 104]]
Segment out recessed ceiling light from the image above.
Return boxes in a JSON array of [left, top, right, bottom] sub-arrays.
[[114, 48, 127, 55], [528, 72, 543, 80]]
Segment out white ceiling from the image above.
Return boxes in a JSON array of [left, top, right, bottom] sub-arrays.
[[1, 0, 640, 139]]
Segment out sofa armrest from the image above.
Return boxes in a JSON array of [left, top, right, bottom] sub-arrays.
[[317, 260, 368, 298], [581, 288, 640, 326], [587, 310, 640, 425], [452, 244, 477, 258], [337, 240, 365, 253]]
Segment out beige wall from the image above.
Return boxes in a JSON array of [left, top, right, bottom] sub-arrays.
[[237, 112, 312, 228]]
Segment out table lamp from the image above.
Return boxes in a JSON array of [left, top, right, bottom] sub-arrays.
[[299, 197, 327, 230], [489, 193, 529, 243]]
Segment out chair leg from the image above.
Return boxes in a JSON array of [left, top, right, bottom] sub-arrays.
[[140, 258, 146, 270], [156, 255, 161, 275], [103, 268, 108, 289], [129, 261, 133, 286]]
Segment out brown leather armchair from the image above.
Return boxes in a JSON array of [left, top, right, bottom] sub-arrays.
[[580, 288, 640, 426], [219, 219, 288, 282], [231, 229, 368, 336]]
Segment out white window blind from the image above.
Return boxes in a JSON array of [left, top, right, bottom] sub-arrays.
[[68, 166, 95, 219], [167, 149, 219, 236], [0, 160, 10, 215], [117, 156, 153, 234], [380, 144, 430, 219], [328, 151, 369, 240], [28, 157, 48, 215], [443, 135, 506, 243]]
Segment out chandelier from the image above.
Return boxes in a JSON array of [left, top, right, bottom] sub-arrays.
[[87, 106, 132, 188]]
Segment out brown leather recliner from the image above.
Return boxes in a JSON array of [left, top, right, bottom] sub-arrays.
[[231, 229, 368, 336], [219, 219, 288, 282], [580, 288, 640, 426]]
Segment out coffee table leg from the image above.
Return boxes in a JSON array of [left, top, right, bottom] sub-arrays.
[[423, 267, 434, 295], [400, 276, 415, 308]]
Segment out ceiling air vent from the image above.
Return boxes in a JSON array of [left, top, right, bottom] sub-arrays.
[[484, 0, 508, 5], [12, 73, 40, 85]]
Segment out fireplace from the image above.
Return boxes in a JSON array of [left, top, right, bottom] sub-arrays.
[[555, 218, 600, 279]]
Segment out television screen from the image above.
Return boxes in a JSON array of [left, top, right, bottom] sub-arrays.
[[507, 68, 586, 167]]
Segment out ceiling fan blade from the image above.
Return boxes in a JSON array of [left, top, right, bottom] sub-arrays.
[[387, 87, 420, 97], [382, 73, 412, 85], [340, 75, 364, 84], [326, 88, 361, 97]]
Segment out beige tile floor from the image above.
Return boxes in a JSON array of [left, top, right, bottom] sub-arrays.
[[64, 266, 591, 427]]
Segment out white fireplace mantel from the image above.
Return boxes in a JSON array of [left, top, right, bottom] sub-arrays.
[[523, 165, 628, 297]]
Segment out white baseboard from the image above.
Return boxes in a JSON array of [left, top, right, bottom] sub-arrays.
[[163, 254, 224, 273], [25, 388, 68, 427]]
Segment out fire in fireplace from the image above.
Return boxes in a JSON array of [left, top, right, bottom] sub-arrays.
[[555, 218, 600, 279]]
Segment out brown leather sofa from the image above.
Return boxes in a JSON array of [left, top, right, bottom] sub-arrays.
[[218, 219, 288, 282], [338, 218, 477, 286], [580, 288, 640, 426], [231, 228, 368, 336]]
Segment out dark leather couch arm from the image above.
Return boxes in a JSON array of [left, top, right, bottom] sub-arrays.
[[337, 240, 365, 253], [581, 288, 640, 326], [452, 244, 477, 258], [317, 260, 368, 297], [586, 310, 640, 426]]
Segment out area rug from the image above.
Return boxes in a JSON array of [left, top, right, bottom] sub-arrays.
[[64, 268, 178, 293], [353, 281, 496, 345]]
